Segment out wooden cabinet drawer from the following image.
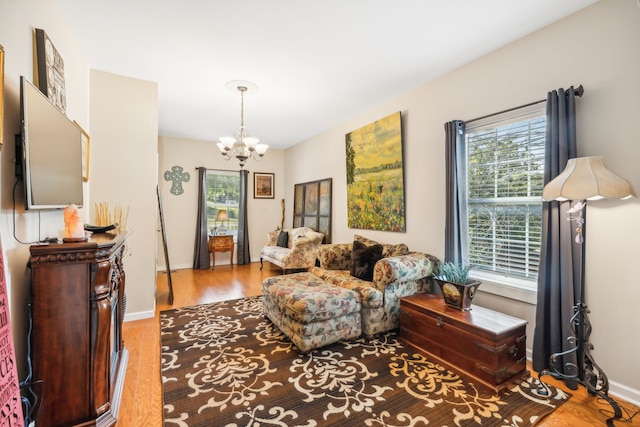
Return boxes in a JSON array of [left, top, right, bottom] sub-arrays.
[[214, 235, 234, 250], [399, 293, 528, 394], [209, 235, 234, 251]]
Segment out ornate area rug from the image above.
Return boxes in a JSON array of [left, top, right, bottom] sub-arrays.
[[161, 296, 570, 426]]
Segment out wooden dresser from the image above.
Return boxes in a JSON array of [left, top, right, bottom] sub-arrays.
[[399, 293, 528, 394], [29, 232, 128, 427]]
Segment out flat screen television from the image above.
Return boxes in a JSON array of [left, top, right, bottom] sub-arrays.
[[18, 76, 84, 210]]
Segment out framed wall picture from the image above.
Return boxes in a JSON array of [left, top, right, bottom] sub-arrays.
[[74, 121, 90, 182], [254, 172, 274, 199], [345, 111, 405, 232], [293, 177, 332, 243], [35, 28, 66, 113]]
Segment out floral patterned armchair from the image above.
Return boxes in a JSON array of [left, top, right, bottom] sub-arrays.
[[260, 227, 324, 273], [309, 236, 439, 336]]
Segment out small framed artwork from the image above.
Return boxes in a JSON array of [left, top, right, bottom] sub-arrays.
[[35, 28, 66, 113], [254, 172, 274, 199], [74, 121, 90, 182]]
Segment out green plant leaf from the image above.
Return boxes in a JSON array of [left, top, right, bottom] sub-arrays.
[[434, 262, 474, 284]]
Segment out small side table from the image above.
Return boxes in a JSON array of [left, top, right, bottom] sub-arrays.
[[208, 234, 234, 268]]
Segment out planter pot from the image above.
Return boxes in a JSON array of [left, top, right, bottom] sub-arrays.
[[434, 278, 482, 311]]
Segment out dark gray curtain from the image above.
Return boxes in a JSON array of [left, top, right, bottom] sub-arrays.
[[193, 167, 210, 269], [444, 120, 467, 265], [236, 169, 251, 265], [532, 87, 579, 373]]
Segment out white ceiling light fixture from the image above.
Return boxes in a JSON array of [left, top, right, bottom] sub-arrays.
[[217, 80, 268, 169]]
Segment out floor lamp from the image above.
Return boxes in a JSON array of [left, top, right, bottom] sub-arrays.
[[537, 156, 636, 424]]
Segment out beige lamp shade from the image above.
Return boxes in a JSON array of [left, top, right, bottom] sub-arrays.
[[542, 156, 637, 201], [216, 209, 229, 222]]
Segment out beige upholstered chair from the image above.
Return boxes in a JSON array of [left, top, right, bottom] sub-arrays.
[[260, 227, 324, 273]]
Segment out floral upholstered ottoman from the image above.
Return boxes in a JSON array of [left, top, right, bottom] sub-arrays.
[[262, 272, 362, 352]]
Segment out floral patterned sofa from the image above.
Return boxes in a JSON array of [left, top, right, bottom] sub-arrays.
[[262, 235, 439, 352], [260, 227, 324, 273], [308, 236, 439, 337]]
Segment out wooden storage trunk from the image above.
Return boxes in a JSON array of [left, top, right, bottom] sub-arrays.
[[399, 293, 528, 394]]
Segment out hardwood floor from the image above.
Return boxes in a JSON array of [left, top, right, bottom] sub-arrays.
[[119, 263, 639, 426]]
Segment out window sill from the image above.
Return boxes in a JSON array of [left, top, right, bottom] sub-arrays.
[[470, 273, 538, 305]]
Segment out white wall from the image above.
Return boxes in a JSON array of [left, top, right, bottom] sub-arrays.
[[3, 0, 638, 406], [285, 0, 640, 402], [158, 136, 285, 270], [90, 70, 158, 320], [0, 0, 90, 379], [0, 1, 160, 381]]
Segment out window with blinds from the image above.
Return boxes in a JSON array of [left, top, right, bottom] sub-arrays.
[[465, 105, 545, 285], [206, 170, 240, 236]]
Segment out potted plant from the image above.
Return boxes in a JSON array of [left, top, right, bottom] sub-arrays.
[[433, 262, 481, 311]]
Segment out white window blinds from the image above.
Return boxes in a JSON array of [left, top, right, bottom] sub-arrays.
[[465, 105, 545, 283]]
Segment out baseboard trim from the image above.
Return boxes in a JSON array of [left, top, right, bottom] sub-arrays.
[[609, 381, 640, 408], [525, 350, 639, 407], [157, 262, 191, 272], [124, 310, 155, 322]]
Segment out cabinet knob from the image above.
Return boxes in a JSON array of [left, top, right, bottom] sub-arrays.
[[435, 316, 444, 328]]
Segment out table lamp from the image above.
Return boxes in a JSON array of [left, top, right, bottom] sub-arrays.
[[216, 209, 229, 235]]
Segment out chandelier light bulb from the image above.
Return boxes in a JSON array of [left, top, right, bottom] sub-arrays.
[[255, 143, 268, 156], [244, 137, 259, 150], [218, 137, 235, 151]]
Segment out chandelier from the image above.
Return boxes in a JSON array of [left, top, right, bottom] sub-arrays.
[[217, 80, 268, 168]]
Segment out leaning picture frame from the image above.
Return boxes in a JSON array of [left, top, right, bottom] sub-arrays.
[[74, 121, 90, 182], [293, 177, 332, 243], [254, 172, 274, 199], [0, 44, 4, 150]]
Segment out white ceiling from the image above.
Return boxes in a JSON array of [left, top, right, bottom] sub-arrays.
[[57, 0, 597, 149]]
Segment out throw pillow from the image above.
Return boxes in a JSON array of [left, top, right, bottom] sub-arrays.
[[354, 234, 380, 247], [276, 231, 289, 248], [350, 240, 383, 282], [354, 234, 409, 258], [267, 230, 279, 246], [383, 243, 409, 258]]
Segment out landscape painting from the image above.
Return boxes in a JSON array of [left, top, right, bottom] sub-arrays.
[[345, 111, 405, 232]]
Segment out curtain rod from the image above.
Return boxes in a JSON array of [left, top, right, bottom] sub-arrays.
[[195, 167, 242, 173], [465, 84, 584, 124]]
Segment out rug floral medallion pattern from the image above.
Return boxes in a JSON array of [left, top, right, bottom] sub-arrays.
[[161, 297, 570, 427]]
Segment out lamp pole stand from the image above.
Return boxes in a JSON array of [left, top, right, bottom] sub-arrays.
[[537, 202, 622, 425]]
